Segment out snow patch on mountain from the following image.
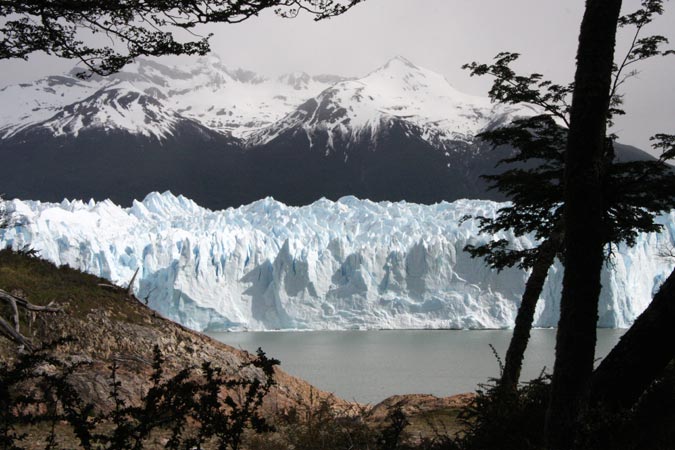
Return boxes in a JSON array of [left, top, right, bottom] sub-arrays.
[[2, 193, 672, 332]]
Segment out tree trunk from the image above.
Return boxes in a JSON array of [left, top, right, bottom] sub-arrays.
[[591, 267, 675, 410], [545, 1, 623, 449], [501, 236, 559, 392]]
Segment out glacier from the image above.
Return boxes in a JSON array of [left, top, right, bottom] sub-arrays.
[[1, 192, 673, 331]]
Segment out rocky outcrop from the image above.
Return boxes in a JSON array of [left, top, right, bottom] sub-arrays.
[[369, 393, 475, 420]]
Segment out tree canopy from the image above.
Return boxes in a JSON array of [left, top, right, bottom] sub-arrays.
[[0, 0, 363, 77]]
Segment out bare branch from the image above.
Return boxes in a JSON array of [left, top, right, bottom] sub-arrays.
[[0, 289, 63, 313], [1, 0, 364, 77], [127, 268, 140, 297]]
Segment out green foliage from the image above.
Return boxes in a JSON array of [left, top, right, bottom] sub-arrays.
[[0, 0, 363, 78], [0, 342, 279, 449], [461, 54, 571, 271], [463, 52, 572, 126], [406, 377, 551, 450], [462, 113, 566, 270], [651, 133, 675, 161], [453, 376, 550, 450]]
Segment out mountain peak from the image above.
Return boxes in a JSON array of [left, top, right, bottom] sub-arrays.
[[383, 56, 418, 70], [191, 55, 231, 79], [367, 56, 434, 83], [249, 56, 505, 148]]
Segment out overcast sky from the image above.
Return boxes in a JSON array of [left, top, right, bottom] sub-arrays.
[[1, 0, 673, 156]]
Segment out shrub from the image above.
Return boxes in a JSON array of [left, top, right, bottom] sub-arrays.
[[0, 341, 278, 449]]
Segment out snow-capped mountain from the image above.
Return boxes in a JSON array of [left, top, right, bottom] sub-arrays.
[[2, 192, 672, 331], [3, 55, 523, 146], [0, 55, 345, 140], [35, 82, 190, 140], [248, 56, 533, 149], [0, 56, 657, 209]]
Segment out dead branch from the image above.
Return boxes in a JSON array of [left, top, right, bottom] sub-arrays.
[[127, 268, 140, 297], [0, 289, 62, 351], [0, 289, 62, 313], [97, 268, 140, 298]]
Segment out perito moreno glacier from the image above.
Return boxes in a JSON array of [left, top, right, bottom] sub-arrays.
[[1, 192, 673, 331]]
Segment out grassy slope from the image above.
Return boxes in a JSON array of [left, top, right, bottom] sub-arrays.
[[0, 248, 148, 324]]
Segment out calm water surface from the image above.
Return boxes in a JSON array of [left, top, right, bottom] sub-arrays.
[[208, 329, 624, 404]]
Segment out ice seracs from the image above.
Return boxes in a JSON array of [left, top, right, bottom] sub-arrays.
[[2, 192, 672, 332]]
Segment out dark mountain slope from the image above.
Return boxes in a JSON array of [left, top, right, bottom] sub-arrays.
[[0, 124, 246, 209]]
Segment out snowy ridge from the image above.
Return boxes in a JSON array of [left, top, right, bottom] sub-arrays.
[[2, 192, 672, 331], [248, 57, 536, 149], [0, 55, 533, 146], [38, 82, 187, 140], [0, 75, 98, 139], [0, 55, 344, 140]]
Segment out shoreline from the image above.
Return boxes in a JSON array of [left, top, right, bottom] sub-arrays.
[[206, 325, 628, 334]]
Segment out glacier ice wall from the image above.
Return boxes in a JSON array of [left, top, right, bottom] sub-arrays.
[[1, 192, 673, 331]]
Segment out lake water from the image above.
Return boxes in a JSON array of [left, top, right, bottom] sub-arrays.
[[208, 329, 625, 404]]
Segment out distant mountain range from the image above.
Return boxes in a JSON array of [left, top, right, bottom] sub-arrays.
[[0, 56, 655, 208]]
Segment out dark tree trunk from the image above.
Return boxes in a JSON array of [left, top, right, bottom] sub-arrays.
[[545, 1, 623, 449], [591, 267, 675, 410], [501, 236, 560, 392]]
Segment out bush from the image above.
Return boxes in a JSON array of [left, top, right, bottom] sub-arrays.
[[0, 341, 278, 449], [418, 364, 675, 450], [245, 393, 414, 450], [445, 376, 550, 450]]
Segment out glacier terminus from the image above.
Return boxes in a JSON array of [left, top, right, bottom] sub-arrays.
[[2, 192, 673, 331]]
